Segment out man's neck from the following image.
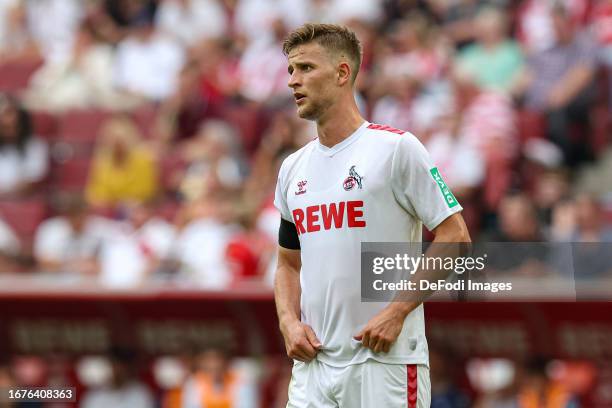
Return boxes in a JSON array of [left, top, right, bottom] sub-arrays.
[[316, 97, 365, 148]]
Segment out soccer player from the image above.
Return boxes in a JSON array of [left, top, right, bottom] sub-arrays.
[[274, 23, 471, 407]]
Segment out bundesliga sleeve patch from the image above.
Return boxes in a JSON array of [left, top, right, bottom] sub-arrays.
[[430, 167, 458, 208]]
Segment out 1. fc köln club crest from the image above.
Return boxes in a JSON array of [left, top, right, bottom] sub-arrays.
[[343, 165, 363, 191], [295, 180, 307, 195]]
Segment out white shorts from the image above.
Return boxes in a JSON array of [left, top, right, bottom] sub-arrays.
[[287, 359, 430, 408]]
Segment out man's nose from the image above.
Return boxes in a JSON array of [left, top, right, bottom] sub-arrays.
[[288, 72, 300, 89]]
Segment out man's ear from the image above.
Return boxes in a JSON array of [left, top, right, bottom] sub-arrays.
[[337, 61, 352, 86]]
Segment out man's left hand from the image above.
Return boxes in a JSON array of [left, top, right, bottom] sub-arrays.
[[353, 306, 407, 353]]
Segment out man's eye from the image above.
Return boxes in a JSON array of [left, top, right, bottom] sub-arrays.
[[302, 66, 312, 71]]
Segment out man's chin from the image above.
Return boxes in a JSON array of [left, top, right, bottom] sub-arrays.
[[297, 106, 318, 121]]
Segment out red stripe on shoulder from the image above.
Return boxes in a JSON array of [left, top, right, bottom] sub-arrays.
[[367, 123, 406, 135]]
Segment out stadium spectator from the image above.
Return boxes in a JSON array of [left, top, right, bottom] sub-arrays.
[[517, 356, 580, 408], [375, 12, 446, 83], [104, 0, 158, 31], [531, 169, 571, 228], [438, 0, 484, 48], [455, 6, 524, 92], [24, 0, 83, 64], [449, 65, 517, 210], [0, 93, 49, 196], [485, 194, 555, 276], [155, 0, 228, 47], [225, 208, 275, 281], [558, 194, 612, 278], [154, 60, 211, 150], [86, 116, 158, 209], [24, 24, 131, 112], [492, 194, 544, 242], [238, 17, 290, 103], [516, 0, 590, 54], [178, 120, 245, 202], [33, 194, 116, 275], [0, 0, 40, 63], [180, 348, 258, 408], [81, 346, 154, 408], [513, 2, 598, 167], [172, 195, 237, 288], [98, 201, 176, 287], [430, 346, 470, 408], [571, 194, 612, 243], [426, 115, 485, 199], [112, 18, 185, 102], [371, 12, 449, 135]]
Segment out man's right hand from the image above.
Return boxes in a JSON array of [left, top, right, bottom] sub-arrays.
[[281, 320, 322, 362]]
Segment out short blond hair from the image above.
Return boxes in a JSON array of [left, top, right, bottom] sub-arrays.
[[282, 23, 362, 82]]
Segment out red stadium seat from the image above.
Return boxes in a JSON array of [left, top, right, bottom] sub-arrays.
[[0, 198, 47, 242], [51, 156, 92, 191], [31, 111, 58, 140], [58, 110, 112, 144], [517, 109, 545, 144], [0, 60, 42, 92]]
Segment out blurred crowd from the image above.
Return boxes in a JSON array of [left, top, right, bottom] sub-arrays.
[[1, 344, 604, 407], [0, 0, 611, 286]]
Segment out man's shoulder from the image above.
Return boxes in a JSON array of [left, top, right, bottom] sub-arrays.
[[362, 123, 419, 151], [364, 123, 408, 136]]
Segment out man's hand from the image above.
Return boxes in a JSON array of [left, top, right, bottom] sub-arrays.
[[281, 320, 322, 362], [354, 306, 408, 353]]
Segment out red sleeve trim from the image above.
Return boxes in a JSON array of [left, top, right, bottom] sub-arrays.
[[367, 123, 406, 135]]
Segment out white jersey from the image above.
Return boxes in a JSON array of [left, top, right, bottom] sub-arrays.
[[274, 121, 462, 367]]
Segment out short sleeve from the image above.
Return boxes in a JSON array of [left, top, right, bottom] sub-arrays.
[[391, 134, 463, 231], [273, 160, 292, 222]]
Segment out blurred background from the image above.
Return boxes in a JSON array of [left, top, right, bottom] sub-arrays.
[[0, 0, 611, 406]]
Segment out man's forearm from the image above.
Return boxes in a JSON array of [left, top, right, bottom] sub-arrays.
[[387, 216, 471, 317], [274, 266, 302, 332]]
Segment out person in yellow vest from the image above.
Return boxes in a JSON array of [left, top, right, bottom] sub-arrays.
[[180, 348, 258, 408], [518, 357, 579, 408], [85, 115, 158, 210]]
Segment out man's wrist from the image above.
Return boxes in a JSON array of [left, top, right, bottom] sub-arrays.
[[387, 301, 418, 320], [279, 315, 300, 334]]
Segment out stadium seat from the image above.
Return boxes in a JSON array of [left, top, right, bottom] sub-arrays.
[[517, 109, 545, 144], [58, 110, 112, 144], [51, 156, 91, 191], [31, 111, 58, 140], [0, 198, 47, 242], [0, 60, 42, 92]]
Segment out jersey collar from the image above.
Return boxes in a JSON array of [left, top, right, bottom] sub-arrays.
[[316, 121, 369, 157]]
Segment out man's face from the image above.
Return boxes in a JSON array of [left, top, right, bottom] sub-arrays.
[[287, 42, 340, 121]]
